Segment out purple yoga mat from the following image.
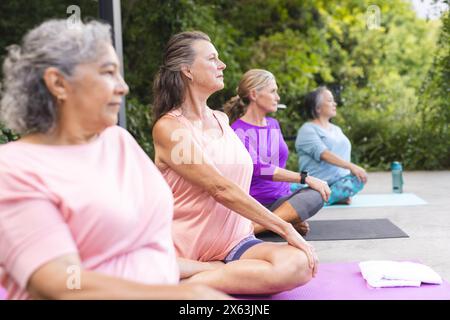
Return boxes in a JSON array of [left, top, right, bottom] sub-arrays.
[[0, 286, 6, 300], [238, 262, 450, 300]]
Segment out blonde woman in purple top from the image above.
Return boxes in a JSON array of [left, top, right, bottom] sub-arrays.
[[225, 69, 331, 236]]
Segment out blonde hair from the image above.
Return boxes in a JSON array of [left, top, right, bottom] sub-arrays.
[[223, 69, 275, 124]]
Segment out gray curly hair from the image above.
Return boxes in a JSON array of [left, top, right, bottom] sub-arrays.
[[0, 19, 112, 135]]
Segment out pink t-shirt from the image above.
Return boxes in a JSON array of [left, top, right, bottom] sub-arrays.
[[158, 109, 254, 262], [0, 126, 179, 299]]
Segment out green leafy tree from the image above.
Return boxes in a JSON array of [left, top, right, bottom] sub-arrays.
[[0, 0, 97, 143], [413, 8, 450, 169], [1, 0, 448, 171]]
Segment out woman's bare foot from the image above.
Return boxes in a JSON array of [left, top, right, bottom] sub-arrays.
[[292, 220, 310, 236], [180, 260, 225, 283], [178, 258, 225, 281], [208, 260, 225, 270]]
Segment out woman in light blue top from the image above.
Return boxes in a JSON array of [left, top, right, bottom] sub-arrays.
[[295, 86, 368, 205]]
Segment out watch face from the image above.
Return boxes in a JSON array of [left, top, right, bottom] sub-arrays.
[[300, 171, 307, 184]]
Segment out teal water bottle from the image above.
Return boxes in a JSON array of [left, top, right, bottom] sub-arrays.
[[391, 162, 403, 193]]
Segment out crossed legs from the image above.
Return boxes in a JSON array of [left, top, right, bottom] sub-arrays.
[[183, 242, 313, 295], [253, 201, 308, 234], [253, 188, 324, 235], [327, 175, 365, 205]]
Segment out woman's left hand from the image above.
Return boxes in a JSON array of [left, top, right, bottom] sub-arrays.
[[305, 176, 331, 202], [282, 224, 319, 277]]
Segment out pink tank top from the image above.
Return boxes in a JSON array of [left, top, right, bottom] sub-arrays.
[[158, 108, 254, 261]]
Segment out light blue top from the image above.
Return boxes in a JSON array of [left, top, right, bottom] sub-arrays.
[[295, 122, 351, 185]]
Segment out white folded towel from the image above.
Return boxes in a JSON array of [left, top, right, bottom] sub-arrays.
[[359, 260, 443, 288]]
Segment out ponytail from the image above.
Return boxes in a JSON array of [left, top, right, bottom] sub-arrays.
[[152, 66, 187, 122], [223, 69, 275, 125], [223, 95, 249, 125]]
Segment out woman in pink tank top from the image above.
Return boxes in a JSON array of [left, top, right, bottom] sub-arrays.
[[152, 31, 319, 295]]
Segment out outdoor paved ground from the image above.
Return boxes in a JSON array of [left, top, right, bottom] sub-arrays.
[[310, 171, 450, 282]]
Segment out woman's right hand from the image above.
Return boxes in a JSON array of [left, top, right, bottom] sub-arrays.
[[350, 164, 368, 183], [282, 223, 319, 277]]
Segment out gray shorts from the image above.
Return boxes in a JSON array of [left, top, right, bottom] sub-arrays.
[[263, 188, 324, 222], [223, 235, 264, 263]]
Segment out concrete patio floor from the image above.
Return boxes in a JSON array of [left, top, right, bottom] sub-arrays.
[[310, 171, 450, 282]]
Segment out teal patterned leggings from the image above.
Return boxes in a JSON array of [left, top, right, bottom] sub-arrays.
[[326, 174, 365, 205]]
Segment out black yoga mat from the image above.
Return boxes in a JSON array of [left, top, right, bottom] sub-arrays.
[[256, 219, 409, 241]]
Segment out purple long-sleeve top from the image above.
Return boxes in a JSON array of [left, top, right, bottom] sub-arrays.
[[231, 117, 291, 205]]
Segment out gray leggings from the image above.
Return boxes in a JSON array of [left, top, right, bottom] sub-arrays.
[[263, 188, 324, 222]]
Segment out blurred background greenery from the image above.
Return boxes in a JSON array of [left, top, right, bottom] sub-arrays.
[[1, 0, 449, 170]]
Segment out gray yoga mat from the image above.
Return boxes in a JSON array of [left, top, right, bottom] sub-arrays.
[[256, 219, 409, 241]]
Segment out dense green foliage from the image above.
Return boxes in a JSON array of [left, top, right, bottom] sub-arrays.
[[1, 0, 449, 170], [0, 0, 97, 143]]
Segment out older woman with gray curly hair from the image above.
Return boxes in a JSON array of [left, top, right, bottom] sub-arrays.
[[0, 19, 228, 300]]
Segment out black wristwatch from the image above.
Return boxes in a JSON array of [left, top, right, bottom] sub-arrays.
[[300, 171, 308, 184]]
